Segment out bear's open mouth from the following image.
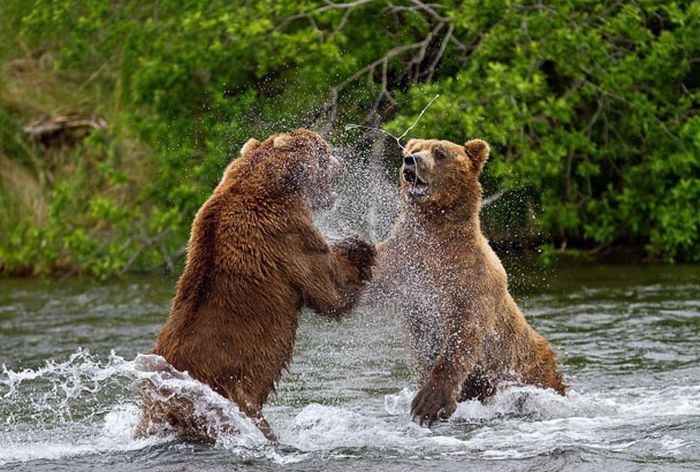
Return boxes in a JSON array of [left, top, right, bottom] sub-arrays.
[[403, 167, 429, 198]]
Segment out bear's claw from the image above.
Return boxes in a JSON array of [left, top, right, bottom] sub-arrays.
[[410, 381, 457, 427]]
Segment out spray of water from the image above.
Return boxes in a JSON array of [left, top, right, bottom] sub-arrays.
[[396, 94, 441, 143], [341, 93, 440, 202], [343, 123, 405, 150], [344, 94, 440, 151], [0, 349, 272, 465], [315, 141, 401, 243]]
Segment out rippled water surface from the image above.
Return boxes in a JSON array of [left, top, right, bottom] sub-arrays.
[[1, 264, 699, 471]]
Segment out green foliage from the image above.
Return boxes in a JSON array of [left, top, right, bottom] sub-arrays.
[[0, 0, 697, 277], [0, 121, 185, 278], [386, 0, 700, 261]]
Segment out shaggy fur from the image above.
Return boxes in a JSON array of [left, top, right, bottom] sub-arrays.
[[137, 129, 375, 441], [371, 138, 564, 426]]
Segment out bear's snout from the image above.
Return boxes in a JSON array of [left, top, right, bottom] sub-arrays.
[[403, 154, 417, 166]]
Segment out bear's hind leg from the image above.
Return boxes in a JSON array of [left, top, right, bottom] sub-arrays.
[[221, 386, 278, 442]]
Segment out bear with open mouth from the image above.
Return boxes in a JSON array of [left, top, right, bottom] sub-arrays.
[[370, 137, 565, 426]]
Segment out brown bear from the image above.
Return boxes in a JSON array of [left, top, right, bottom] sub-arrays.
[[136, 129, 375, 441], [370, 137, 564, 426]]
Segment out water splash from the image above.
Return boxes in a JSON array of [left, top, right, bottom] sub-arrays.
[[315, 142, 401, 243], [396, 94, 441, 143], [383, 383, 699, 459], [344, 94, 440, 151], [134, 353, 267, 447], [0, 350, 273, 465], [1, 348, 133, 426], [343, 123, 404, 149], [1, 347, 699, 466]]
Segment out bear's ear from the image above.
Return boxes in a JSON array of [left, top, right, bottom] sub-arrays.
[[404, 139, 418, 154], [240, 138, 260, 157], [464, 139, 490, 174], [273, 133, 296, 151]]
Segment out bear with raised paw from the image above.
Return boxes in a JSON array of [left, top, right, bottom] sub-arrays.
[[370, 138, 564, 426], [137, 129, 375, 441]]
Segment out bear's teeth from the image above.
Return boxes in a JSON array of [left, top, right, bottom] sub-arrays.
[[409, 182, 429, 197]]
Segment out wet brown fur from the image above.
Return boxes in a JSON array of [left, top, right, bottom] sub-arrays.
[[137, 129, 375, 441], [372, 138, 564, 425]]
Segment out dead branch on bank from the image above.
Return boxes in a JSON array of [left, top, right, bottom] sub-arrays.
[[23, 114, 107, 148], [146, 244, 187, 274]]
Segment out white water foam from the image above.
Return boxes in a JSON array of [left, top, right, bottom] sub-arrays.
[[383, 382, 700, 460], [1, 349, 699, 465], [284, 403, 464, 454], [133, 353, 267, 448], [0, 350, 272, 465]]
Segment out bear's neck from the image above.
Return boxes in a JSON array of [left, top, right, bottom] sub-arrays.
[[405, 197, 482, 242]]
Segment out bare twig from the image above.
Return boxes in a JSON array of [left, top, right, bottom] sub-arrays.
[[425, 22, 453, 81], [278, 0, 483, 126], [581, 77, 683, 147], [583, 97, 604, 136], [120, 227, 172, 274], [408, 0, 445, 21], [323, 19, 446, 122], [147, 244, 187, 273], [276, 0, 376, 32]]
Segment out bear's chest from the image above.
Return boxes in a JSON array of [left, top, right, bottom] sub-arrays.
[[379, 244, 444, 362]]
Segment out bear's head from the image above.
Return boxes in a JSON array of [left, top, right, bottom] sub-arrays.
[[399, 138, 490, 211], [237, 129, 341, 210]]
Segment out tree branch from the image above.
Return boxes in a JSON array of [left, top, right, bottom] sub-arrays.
[[276, 0, 377, 32]]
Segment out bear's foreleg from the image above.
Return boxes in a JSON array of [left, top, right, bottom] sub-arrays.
[[289, 230, 375, 318], [410, 355, 462, 426], [411, 318, 484, 426]]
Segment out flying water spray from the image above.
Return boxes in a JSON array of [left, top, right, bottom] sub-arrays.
[[344, 94, 440, 151], [343, 94, 440, 194]]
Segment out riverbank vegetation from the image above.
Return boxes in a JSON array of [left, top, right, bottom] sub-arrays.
[[0, 0, 698, 278]]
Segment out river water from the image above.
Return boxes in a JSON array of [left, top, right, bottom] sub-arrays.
[[1, 263, 698, 471]]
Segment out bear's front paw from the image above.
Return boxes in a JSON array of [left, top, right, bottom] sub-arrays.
[[332, 235, 376, 281], [410, 381, 457, 427]]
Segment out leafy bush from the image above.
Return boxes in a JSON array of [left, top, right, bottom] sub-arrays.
[[0, 0, 697, 277], [385, 0, 700, 261]]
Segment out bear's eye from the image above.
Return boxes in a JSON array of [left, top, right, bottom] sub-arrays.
[[433, 148, 448, 160]]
